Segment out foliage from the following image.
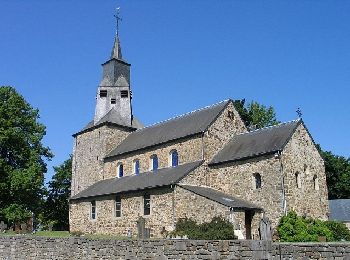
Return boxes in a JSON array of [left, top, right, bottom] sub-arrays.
[[318, 147, 350, 199], [233, 99, 280, 129], [324, 220, 350, 241], [171, 216, 236, 240], [277, 211, 350, 242], [43, 156, 72, 230], [0, 86, 52, 223], [2, 204, 31, 223]]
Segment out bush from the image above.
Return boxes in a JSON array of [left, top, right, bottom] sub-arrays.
[[324, 220, 350, 241], [170, 216, 236, 240], [277, 211, 344, 242]]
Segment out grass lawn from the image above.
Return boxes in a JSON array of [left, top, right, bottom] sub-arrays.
[[0, 230, 130, 240]]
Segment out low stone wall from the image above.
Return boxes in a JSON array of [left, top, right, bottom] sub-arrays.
[[0, 236, 349, 259]]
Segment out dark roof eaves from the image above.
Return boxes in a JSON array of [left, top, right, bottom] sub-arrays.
[[177, 185, 262, 211], [101, 58, 131, 66], [73, 121, 136, 137], [209, 150, 278, 167], [104, 132, 203, 161]]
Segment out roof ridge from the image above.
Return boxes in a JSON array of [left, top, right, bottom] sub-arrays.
[[132, 99, 231, 133], [235, 119, 301, 137]]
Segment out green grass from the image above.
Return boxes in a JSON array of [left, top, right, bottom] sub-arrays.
[[34, 231, 70, 237], [0, 230, 130, 240]]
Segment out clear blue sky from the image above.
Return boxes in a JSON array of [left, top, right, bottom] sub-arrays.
[[1, 1, 349, 183]]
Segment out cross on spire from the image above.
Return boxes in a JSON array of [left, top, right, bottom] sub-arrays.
[[296, 107, 302, 118], [114, 7, 122, 37]]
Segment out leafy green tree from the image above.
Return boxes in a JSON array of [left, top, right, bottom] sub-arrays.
[[319, 149, 350, 199], [0, 86, 52, 224], [44, 156, 72, 230], [233, 99, 280, 129]]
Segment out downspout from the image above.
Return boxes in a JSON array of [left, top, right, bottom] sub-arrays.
[[171, 184, 176, 229], [277, 151, 287, 215], [201, 133, 208, 186]]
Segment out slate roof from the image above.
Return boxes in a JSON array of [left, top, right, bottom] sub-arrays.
[[209, 120, 301, 165], [179, 185, 262, 211], [105, 100, 231, 159], [329, 199, 350, 222], [70, 160, 203, 200], [73, 109, 143, 137]]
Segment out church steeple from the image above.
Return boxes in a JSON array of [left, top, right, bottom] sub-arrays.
[[93, 8, 133, 127], [111, 36, 122, 60]]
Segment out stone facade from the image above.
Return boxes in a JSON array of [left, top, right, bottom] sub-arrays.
[[281, 123, 329, 219], [71, 124, 132, 196], [1, 236, 350, 260], [103, 135, 203, 179]]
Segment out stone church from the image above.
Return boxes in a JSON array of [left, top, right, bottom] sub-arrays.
[[69, 31, 329, 239]]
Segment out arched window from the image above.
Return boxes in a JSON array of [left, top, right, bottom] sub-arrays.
[[150, 154, 158, 171], [253, 173, 262, 189], [170, 150, 178, 167], [134, 159, 140, 175], [117, 163, 123, 178], [313, 175, 319, 190], [295, 172, 301, 188], [304, 164, 310, 175]]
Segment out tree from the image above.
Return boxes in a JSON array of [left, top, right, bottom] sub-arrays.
[[0, 86, 52, 224], [233, 99, 280, 129], [319, 149, 350, 199], [44, 156, 72, 230]]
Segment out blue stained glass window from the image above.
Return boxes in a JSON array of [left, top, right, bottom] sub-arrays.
[[151, 155, 158, 171], [171, 150, 178, 167], [134, 160, 140, 175], [118, 164, 123, 177]]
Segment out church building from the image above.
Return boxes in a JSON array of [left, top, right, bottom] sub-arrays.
[[69, 26, 329, 239]]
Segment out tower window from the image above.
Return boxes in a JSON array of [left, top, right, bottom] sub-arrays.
[[134, 159, 140, 175], [150, 154, 158, 172], [115, 195, 122, 217], [111, 98, 116, 104], [121, 90, 129, 98], [91, 201, 96, 220], [144, 194, 151, 216], [100, 90, 107, 97], [170, 150, 178, 167]]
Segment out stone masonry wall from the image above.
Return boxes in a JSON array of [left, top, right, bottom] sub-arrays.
[[198, 155, 284, 237], [203, 101, 247, 162], [282, 123, 329, 219], [103, 135, 203, 179], [0, 236, 349, 260], [71, 125, 132, 196], [70, 187, 176, 238]]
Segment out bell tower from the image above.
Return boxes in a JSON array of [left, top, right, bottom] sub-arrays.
[[94, 8, 132, 127]]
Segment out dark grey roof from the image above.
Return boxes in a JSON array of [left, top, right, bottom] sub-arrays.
[[70, 160, 203, 200], [179, 185, 262, 211], [73, 109, 143, 137], [209, 120, 301, 165], [329, 199, 350, 222], [105, 100, 230, 159]]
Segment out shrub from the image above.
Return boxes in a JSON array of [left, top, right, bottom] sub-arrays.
[[277, 211, 336, 242], [171, 216, 236, 240], [324, 220, 350, 241]]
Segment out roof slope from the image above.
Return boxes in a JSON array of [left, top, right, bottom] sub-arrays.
[[210, 120, 301, 165], [73, 108, 143, 136], [179, 185, 262, 211], [105, 100, 230, 159], [329, 199, 350, 221], [70, 161, 203, 200]]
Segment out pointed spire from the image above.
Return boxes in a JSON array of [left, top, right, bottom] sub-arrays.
[[111, 36, 122, 59]]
